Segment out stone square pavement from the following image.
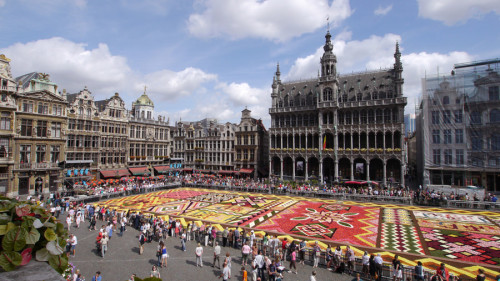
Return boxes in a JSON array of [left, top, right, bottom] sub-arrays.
[[66, 218, 354, 281]]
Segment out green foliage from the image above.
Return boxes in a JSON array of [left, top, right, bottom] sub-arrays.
[[0, 197, 68, 272]]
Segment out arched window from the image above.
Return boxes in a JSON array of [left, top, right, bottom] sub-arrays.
[[307, 93, 313, 105], [86, 108, 91, 117], [368, 109, 374, 123], [284, 95, 289, 107], [357, 93, 362, 101], [384, 109, 391, 123], [338, 111, 344, 124], [443, 96, 450, 105], [79, 107, 83, 115], [361, 110, 367, 124], [376, 109, 383, 124], [372, 92, 378, 100], [342, 94, 347, 103], [278, 100, 283, 108], [323, 88, 333, 101], [392, 108, 398, 123], [345, 111, 351, 125], [294, 94, 300, 106], [490, 109, 500, 123], [303, 115, 309, 126], [353, 110, 359, 124]]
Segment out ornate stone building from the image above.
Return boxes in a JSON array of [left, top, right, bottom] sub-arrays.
[[269, 31, 407, 186], [172, 118, 236, 173], [64, 87, 101, 187], [234, 109, 269, 179], [95, 93, 129, 178], [0, 54, 17, 196], [13, 72, 67, 195], [418, 59, 500, 191], [128, 90, 170, 177]]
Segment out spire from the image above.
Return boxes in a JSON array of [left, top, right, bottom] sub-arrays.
[[323, 31, 333, 53], [394, 41, 402, 68], [275, 62, 281, 83]]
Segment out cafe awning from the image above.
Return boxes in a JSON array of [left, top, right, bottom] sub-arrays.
[[154, 166, 171, 174], [238, 168, 254, 174], [100, 169, 130, 178], [218, 170, 235, 174], [129, 166, 151, 176]]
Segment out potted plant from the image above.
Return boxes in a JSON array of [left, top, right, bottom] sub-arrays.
[[0, 198, 68, 273]]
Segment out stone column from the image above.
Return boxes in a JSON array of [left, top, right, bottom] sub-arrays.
[[269, 159, 272, 178], [292, 158, 296, 181], [351, 160, 354, 180], [401, 163, 405, 186], [334, 160, 339, 182], [319, 158, 323, 185], [280, 158, 283, 180], [383, 161, 387, 186], [367, 162, 370, 181], [305, 160, 309, 181]]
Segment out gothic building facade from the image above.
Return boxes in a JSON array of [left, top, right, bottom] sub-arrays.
[[269, 31, 407, 186]]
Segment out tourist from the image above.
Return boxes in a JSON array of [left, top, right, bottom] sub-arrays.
[[228, 229, 234, 248], [222, 227, 228, 247], [437, 263, 449, 281], [414, 261, 424, 281], [70, 234, 77, 257], [242, 242, 251, 266], [91, 271, 102, 281], [100, 233, 109, 258], [66, 215, 72, 231], [139, 232, 146, 255], [213, 241, 221, 268], [374, 254, 383, 281], [73, 269, 80, 281], [195, 242, 204, 267], [326, 245, 334, 270], [219, 262, 231, 281], [156, 241, 164, 266], [477, 269, 486, 281], [334, 245, 342, 271], [369, 254, 377, 281], [310, 271, 317, 281], [249, 230, 255, 248], [346, 245, 355, 275], [288, 245, 297, 274], [224, 252, 232, 277], [251, 256, 259, 281], [76, 210, 82, 228], [353, 273, 363, 281], [128, 274, 136, 281], [281, 238, 288, 261], [298, 239, 307, 265], [255, 250, 266, 280], [161, 240, 168, 268], [150, 265, 160, 279], [241, 266, 248, 281], [234, 228, 240, 249], [268, 259, 277, 281], [312, 241, 321, 268], [362, 251, 370, 278], [181, 231, 186, 251], [392, 254, 402, 281]]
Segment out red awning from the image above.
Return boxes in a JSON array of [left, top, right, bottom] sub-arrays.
[[239, 168, 254, 174], [182, 168, 193, 172], [100, 169, 130, 178], [154, 166, 170, 173], [218, 170, 235, 174], [129, 166, 151, 176]]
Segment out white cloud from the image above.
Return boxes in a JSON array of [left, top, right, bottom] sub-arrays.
[[374, 4, 392, 16], [285, 33, 474, 113], [0, 0, 6, 8], [417, 0, 500, 25], [3, 37, 216, 103], [216, 81, 267, 106], [188, 0, 352, 42]]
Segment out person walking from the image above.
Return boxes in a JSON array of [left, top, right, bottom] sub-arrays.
[[313, 241, 321, 268], [392, 254, 402, 281], [181, 232, 187, 251], [242, 242, 251, 266], [156, 241, 164, 266], [100, 233, 109, 258], [91, 272, 102, 281], [298, 239, 307, 265], [310, 271, 317, 281], [289, 247, 297, 274], [139, 232, 146, 255], [219, 262, 231, 281], [195, 243, 204, 267], [222, 227, 229, 247], [213, 242, 221, 268]]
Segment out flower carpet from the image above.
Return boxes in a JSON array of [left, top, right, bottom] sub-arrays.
[[98, 188, 500, 267]]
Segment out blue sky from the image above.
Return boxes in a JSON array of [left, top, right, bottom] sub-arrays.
[[1, 0, 499, 126]]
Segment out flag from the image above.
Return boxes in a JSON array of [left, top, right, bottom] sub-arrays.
[[323, 135, 327, 149]]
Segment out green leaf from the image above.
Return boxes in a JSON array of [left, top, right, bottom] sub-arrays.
[[337, 221, 353, 228], [0, 251, 22, 271], [48, 255, 68, 274], [44, 228, 56, 241], [21, 216, 34, 229], [26, 227, 40, 244], [33, 219, 43, 229], [35, 248, 49, 261], [0, 213, 10, 224], [291, 217, 306, 220], [2, 226, 27, 252], [306, 208, 317, 213], [46, 240, 64, 255], [343, 213, 358, 216], [55, 222, 65, 236], [0, 200, 15, 212]]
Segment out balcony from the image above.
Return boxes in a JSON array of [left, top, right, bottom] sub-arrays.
[[0, 173, 8, 179], [17, 162, 59, 170]]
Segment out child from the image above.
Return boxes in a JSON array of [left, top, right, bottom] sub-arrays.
[[241, 266, 248, 281]]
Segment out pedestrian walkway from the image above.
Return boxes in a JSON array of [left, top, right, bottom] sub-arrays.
[[66, 219, 354, 281]]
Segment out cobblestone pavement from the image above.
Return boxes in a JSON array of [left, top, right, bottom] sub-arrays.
[[65, 217, 354, 281]]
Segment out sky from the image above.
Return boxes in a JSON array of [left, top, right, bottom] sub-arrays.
[[0, 0, 499, 126]]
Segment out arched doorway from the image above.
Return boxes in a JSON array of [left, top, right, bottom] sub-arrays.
[[271, 156, 281, 176], [35, 176, 43, 195], [283, 157, 293, 179], [338, 158, 351, 181], [308, 157, 319, 179], [295, 156, 305, 179], [322, 157, 335, 184], [387, 158, 402, 185], [369, 158, 384, 181], [353, 158, 367, 180]]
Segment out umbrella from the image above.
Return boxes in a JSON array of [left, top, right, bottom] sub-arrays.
[[344, 181, 362, 185]]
